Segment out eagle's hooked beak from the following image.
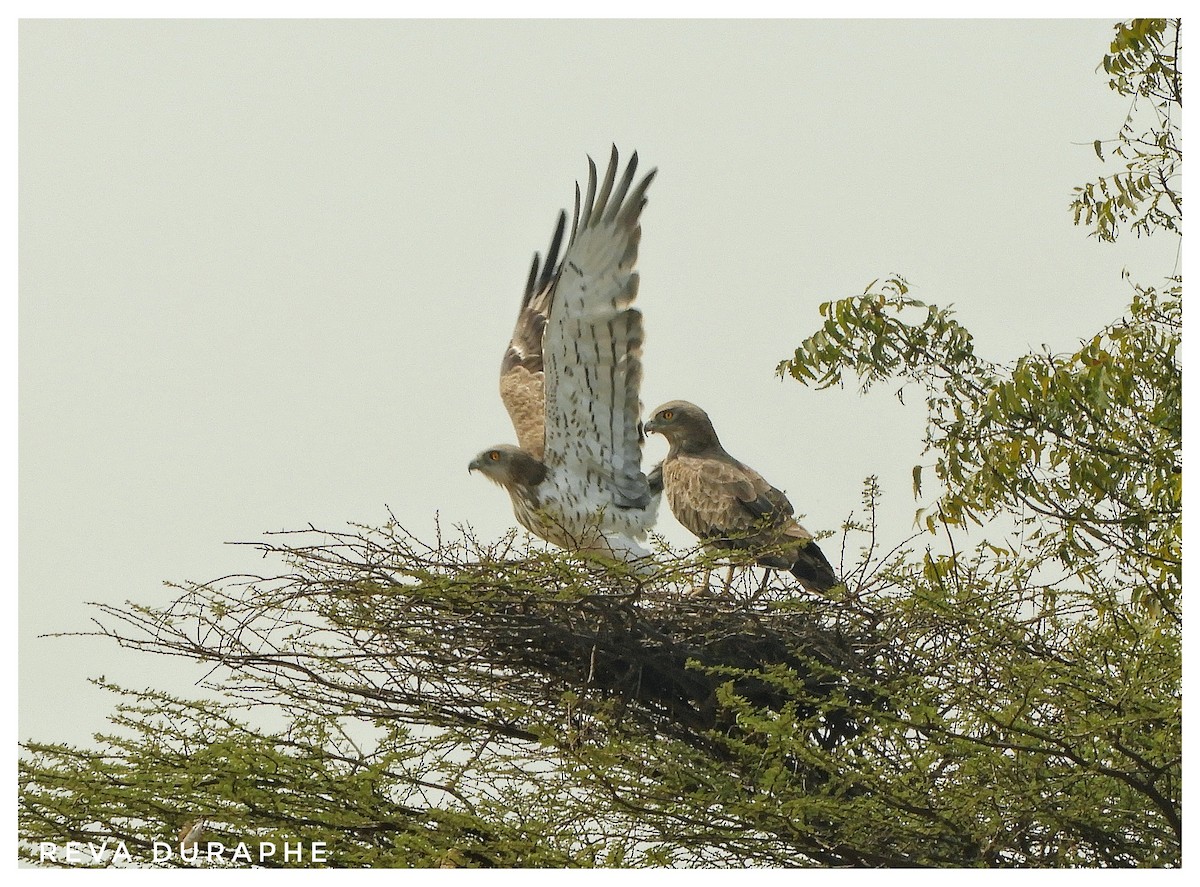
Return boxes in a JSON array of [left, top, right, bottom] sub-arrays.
[[643, 418, 661, 435], [468, 457, 483, 475]]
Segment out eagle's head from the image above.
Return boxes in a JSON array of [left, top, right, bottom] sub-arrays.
[[644, 400, 720, 452], [468, 444, 547, 489]]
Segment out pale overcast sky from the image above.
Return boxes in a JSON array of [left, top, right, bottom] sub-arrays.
[[19, 18, 1179, 746]]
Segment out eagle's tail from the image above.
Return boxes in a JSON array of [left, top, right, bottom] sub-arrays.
[[789, 539, 841, 593]]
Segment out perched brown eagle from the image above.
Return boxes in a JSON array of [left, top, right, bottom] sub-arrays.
[[469, 147, 661, 561], [644, 400, 840, 592]]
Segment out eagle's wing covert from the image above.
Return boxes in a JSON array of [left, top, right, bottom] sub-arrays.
[[666, 455, 756, 541], [735, 468, 824, 554], [736, 469, 796, 524], [542, 146, 657, 510], [498, 210, 567, 461]]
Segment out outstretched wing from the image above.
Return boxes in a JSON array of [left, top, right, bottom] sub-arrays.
[[542, 146, 657, 510], [498, 211, 567, 461]]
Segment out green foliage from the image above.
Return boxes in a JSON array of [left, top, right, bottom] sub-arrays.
[[777, 277, 1180, 619], [764, 15, 1181, 867], [549, 529, 1179, 865], [18, 489, 1180, 867], [18, 528, 897, 868], [20, 680, 587, 868], [1070, 19, 1180, 241]]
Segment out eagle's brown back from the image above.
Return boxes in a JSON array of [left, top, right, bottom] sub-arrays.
[[663, 452, 808, 549]]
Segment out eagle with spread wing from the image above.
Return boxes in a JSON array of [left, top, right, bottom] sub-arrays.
[[644, 400, 840, 592], [469, 147, 661, 561]]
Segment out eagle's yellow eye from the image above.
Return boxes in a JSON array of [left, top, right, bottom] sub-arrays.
[[661, 409, 674, 420], [489, 451, 501, 461]]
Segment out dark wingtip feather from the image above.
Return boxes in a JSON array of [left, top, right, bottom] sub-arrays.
[[522, 254, 540, 307], [789, 540, 841, 592], [580, 155, 599, 229], [569, 182, 582, 247], [522, 210, 568, 305], [619, 168, 658, 226], [538, 210, 567, 293], [606, 150, 640, 223], [593, 147, 620, 221]]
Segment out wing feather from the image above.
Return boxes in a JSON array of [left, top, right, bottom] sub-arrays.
[[665, 453, 809, 546], [664, 456, 745, 540], [498, 210, 566, 460], [542, 148, 657, 512], [578, 156, 598, 235], [605, 152, 640, 223], [591, 145, 619, 224]]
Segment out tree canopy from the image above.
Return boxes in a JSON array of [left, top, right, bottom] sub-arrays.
[[19, 19, 1181, 868]]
